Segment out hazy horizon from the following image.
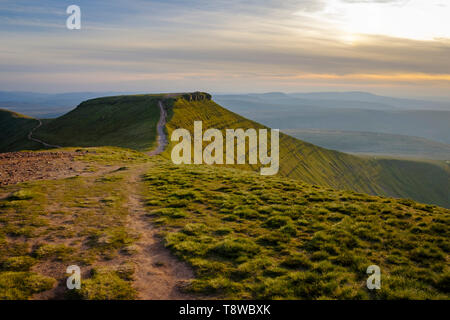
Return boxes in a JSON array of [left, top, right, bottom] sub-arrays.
[[2, 89, 450, 104]]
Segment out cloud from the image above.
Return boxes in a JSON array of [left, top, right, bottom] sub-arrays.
[[0, 0, 448, 95]]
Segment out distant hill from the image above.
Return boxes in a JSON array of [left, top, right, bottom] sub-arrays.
[[216, 91, 450, 111], [2, 93, 448, 207], [289, 91, 450, 110], [214, 93, 450, 144], [0, 109, 41, 152], [0, 91, 136, 118], [283, 129, 450, 160], [2, 90, 449, 118]]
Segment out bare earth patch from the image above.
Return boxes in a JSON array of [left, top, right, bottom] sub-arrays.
[[125, 165, 197, 300], [0, 151, 88, 186]]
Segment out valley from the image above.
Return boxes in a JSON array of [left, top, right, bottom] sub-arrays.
[[283, 129, 450, 161]]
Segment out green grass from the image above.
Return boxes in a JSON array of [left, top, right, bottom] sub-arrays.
[[142, 157, 449, 299], [0, 109, 42, 152], [0, 271, 55, 300], [0, 144, 448, 300], [71, 267, 136, 300], [73, 146, 150, 165], [33, 95, 162, 152]]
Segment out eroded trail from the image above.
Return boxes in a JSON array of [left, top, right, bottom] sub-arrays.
[[28, 119, 62, 149], [126, 102, 196, 299], [147, 101, 168, 156], [125, 165, 195, 299]]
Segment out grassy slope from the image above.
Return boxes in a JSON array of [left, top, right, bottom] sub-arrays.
[[283, 129, 450, 160], [0, 109, 42, 152], [143, 157, 449, 299], [1, 148, 448, 299], [33, 95, 162, 152], [164, 97, 449, 208]]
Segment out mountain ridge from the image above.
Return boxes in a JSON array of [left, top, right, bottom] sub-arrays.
[[1, 93, 448, 208]]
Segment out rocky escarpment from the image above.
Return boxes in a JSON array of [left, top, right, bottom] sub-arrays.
[[181, 92, 212, 102]]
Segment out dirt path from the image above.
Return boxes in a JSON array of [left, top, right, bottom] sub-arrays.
[[125, 165, 195, 299], [28, 119, 62, 149], [126, 102, 196, 299], [147, 101, 168, 156]]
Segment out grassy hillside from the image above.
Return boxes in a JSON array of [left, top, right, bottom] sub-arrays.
[[283, 129, 450, 160], [33, 95, 162, 152], [0, 109, 41, 152], [0, 148, 448, 299], [143, 157, 449, 299], [164, 95, 449, 208]]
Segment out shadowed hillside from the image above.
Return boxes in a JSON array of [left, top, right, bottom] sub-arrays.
[[0, 109, 41, 152], [33, 95, 162, 152]]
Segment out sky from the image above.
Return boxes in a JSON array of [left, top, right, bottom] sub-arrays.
[[0, 0, 449, 98]]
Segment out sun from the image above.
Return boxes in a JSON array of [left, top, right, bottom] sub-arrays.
[[298, 0, 450, 42]]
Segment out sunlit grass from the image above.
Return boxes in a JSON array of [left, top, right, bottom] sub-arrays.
[[143, 157, 449, 299]]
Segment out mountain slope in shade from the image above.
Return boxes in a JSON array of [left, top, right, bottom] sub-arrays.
[[0, 109, 41, 152], [33, 95, 161, 152]]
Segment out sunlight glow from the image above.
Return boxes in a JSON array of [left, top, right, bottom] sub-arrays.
[[296, 0, 450, 41]]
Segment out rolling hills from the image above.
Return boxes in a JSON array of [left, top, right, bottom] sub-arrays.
[[214, 93, 450, 144], [1, 92, 449, 207], [283, 129, 450, 160]]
